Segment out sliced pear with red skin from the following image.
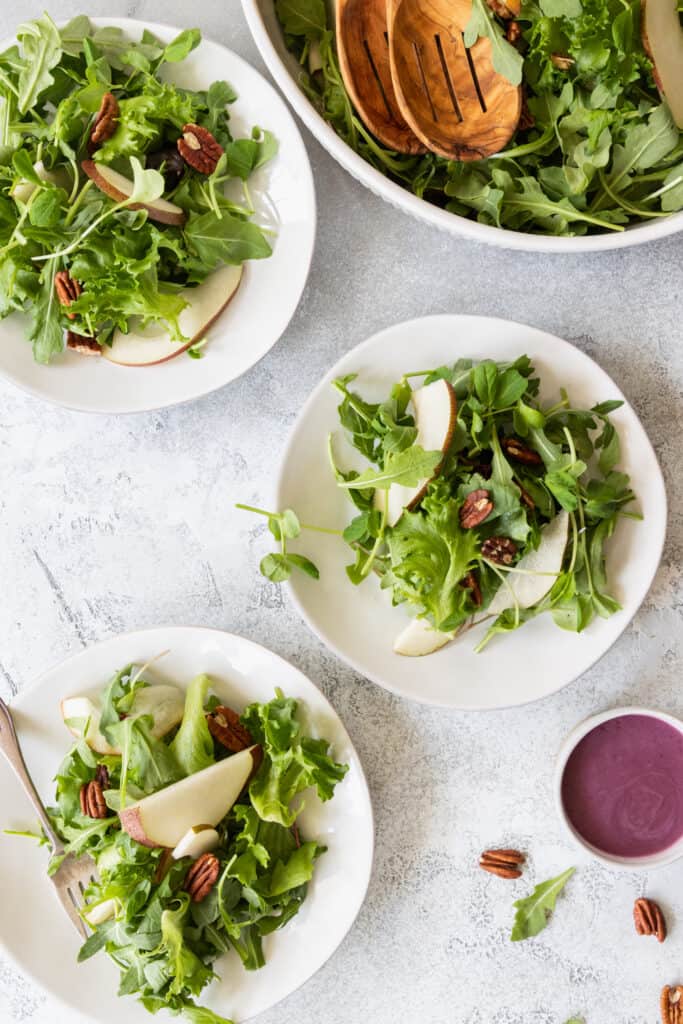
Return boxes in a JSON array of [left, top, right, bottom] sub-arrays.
[[374, 378, 457, 527], [103, 264, 243, 367], [119, 745, 259, 848], [171, 824, 220, 860], [81, 159, 187, 226], [642, 0, 683, 128], [393, 511, 570, 656], [61, 684, 185, 755]]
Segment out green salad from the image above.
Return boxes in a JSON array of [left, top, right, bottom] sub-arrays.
[[0, 14, 274, 363], [275, 0, 683, 235], [243, 355, 639, 654], [18, 667, 347, 1023]]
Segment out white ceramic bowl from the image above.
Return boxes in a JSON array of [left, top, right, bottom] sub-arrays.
[[0, 18, 316, 413], [555, 706, 683, 870], [241, 0, 683, 253]]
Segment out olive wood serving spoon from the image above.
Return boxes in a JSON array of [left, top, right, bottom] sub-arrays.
[[335, 0, 426, 154], [387, 0, 522, 160]]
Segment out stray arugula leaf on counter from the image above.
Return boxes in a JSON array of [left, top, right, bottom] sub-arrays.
[[510, 866, 576, 941], [235, 503, 326, 583], [11, 666, 348, 1024], [274, 0, 683, 235], [0, 14, 275, 362]]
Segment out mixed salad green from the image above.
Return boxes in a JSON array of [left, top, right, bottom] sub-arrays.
[[244, 355, 638, 652], [0, 14, 274, 363], [275, 0, 683, 235], [20, 667, 347, 1023]]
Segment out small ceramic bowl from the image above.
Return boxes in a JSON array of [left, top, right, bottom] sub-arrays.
[[555, 706, 683, 869]]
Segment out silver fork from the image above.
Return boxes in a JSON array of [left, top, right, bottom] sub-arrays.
[[0, 697, 95, 939]]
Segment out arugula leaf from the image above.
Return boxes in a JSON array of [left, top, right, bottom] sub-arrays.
[[510, 867, 575, 941], [184, 211, 272, 268], [275, 0, 327, 36], [28, 264, 64, 364], [337, 445, 441, 490], [463, 0, 524, 86], [16, 13, 62, 114]]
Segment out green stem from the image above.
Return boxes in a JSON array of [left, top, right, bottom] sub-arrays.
[[64, 179, 93, 227]]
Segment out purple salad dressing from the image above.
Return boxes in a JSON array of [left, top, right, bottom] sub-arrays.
[[561, 714, 683, 858]]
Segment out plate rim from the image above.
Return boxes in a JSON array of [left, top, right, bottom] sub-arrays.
[[1, 624, 374, 1023], [240, 0, 683, 255], [274, 313, 668, 710], [0, 16, 317, 415]]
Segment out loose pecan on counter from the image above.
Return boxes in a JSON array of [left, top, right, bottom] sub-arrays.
[[634, 898, 667, 942], [460, 489, 494, 529], [79, 779, 107, 819], [177, 124, 223, 175], [206, 705, 253, 753], [661, 986, 683, 1024], [480, 849, 525, 879], [184, 853, 220, 902]]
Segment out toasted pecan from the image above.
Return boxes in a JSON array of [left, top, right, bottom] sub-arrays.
[[79, 779, 107, 819], [481, 536, 517, 565], [54, 271, 82, 319], [66, 331, 101, 356], [177, 124, 223, 175], [184, 853, 220, 902], [634, 898, 667, 942], [480, 848, 525, 879], [206, 706, 253, 753], [90, 92, 119, 149], [661, 986, 683, 1024], [460, 489, 493, 529]]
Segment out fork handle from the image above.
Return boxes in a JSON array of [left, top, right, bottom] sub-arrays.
[[0, 698, 65, 855]]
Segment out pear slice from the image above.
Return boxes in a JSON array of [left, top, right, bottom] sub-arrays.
[[642, 0, 683, 128], [486, 510, 569, 615], [393, 511, 569, 656], [102, 264, 243, 367], [119, 746, 260, 848], [61, 684, 185, 756], [374, 378, 457, 527], [83, 898, 117, 928], [172, 824, 220, 860], [11, 161, 71, 204], [393, 617, 454, 656], [81, 160, 187, 225]]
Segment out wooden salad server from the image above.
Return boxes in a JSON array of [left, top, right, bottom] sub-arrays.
[[335, 0, 426, 154], [387, 0, 522, 161]]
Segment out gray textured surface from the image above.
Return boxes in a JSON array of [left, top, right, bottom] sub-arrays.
[[0, 3, 682, 1024]]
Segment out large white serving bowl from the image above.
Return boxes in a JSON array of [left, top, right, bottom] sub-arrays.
[[275, 315, 667, 709], [241, 0, 683, 253], [0, 18, 316, 413], [0, 627, 373, 1023]]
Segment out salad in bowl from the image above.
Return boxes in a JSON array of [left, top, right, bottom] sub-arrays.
[[0, 14, 274, 366], [243, 0, 683, 247]]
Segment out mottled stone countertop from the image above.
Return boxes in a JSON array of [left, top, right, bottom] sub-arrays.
[[0, 3, 682, 1024]]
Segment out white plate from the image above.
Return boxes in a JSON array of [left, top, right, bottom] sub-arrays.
[[241, 0, 683, 254], [275, 315, 667, 709], [0, 627, 373, 1022], [0, 19, 316, 413]]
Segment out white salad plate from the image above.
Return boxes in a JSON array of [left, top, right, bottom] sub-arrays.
[[0, 19, 316, 414], [275, 315, 667, 710], [0, 626, 373, 1023], [241, 0, 683, 253]]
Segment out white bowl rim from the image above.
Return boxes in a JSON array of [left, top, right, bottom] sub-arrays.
[[554, 705, 683, 870], [241, 0, 683, 254]]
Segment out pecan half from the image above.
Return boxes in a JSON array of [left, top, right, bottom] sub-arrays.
[[79, 780, 107, 819], [486, 0, 520, 18], [551, 53, 575, 71], [518, 94, 535, 131], [634, 898, 667, 942], [95, 763, 110, 790], [661, 986, 683, 1024], [460, 489, 493, 529], [177, 124, 223, 175], [184, 852, 220, 902], [463, 570, 482, 608], [480, 848, 525, 879], [207, 705, 253, 753], [54, 271, 82, 320], [506, 19, 522, 46], [66, 331, 101, 356], [501, 436, 543, 465], [90, 92, 119, 149], [481, 536, 517, 565]]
